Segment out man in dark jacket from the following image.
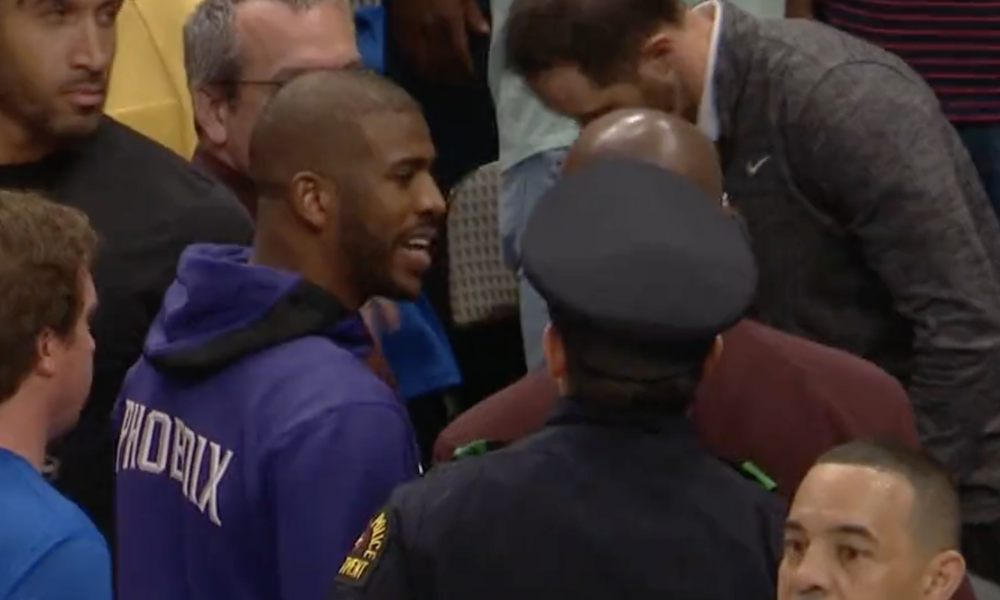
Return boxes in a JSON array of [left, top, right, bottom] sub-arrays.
[[504, 0, 1000, 572], [0, 0, 253, 542]]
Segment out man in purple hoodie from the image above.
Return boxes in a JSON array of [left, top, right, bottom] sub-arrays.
[[112, 69, 445, 600]]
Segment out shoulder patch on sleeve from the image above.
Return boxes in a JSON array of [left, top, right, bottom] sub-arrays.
[[452, 439, 508, 461], [738, 460, 778, 492], [336, 510, 391, 588]]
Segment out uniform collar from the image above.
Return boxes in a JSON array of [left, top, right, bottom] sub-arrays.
[[546, 397, 698, 438]]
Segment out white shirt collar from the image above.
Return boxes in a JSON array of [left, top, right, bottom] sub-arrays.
[[694, 0, 724, 141]]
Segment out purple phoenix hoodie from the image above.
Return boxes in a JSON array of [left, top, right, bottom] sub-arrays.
[[113, 244, 420, 600]]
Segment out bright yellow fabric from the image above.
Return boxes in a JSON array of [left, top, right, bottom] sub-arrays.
[[105, 0, 201, 158]]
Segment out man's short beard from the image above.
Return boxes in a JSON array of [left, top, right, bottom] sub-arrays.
[[0, 88, 99, 151], [348, 232, 399, 302], [0, 69, 103, 152], [338, 192, 405, 303]]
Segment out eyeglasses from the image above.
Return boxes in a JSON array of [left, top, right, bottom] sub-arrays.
[[212, 79, 284, 87], [211, 65, 375, 89]]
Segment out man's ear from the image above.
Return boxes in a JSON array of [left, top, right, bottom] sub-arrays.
[[34, 329, 60, 379], [922, 550, 966, 600], [289, 171, 334, 230], [193, 86, 231, 148], [542, 323, 568, 392], [636, 30, 679, 85]]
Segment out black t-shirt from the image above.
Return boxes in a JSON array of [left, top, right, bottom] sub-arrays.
[[0, 118, 254, 541]]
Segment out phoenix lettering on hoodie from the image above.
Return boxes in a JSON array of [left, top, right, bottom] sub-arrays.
[[116, 400, 234, 527]]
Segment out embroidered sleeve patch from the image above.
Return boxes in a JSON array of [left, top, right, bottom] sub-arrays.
[[452, 439, 508, 461], [337, 510, 391, 588], [740, 461, 778, 492]]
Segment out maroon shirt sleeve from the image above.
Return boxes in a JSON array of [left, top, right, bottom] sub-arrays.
[[692, 320, 918, 497], [437, 319, 919, 492]]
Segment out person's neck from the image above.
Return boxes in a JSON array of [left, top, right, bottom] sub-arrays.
[[193, 143, 259, 215], [251, 218, 365, 311], [0, 393, 50, 471], [0, 115, 56, 165], [192, 143, 253, 189]]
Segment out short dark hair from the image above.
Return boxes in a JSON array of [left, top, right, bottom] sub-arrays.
[[0, 192, 98, 403], [551, 307, 711, 413], [817, 440, 961, 553], [505, 0, 684, 84], [249, 69, 421, 192]]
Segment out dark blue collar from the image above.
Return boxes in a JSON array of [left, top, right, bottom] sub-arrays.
[[545, 397, 698, 439]]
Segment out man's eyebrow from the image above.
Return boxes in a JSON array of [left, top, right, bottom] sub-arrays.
[[828, 523, 878, 542], [18, 0, 65, 8], [784, 519, 805, 534], [387, 155, 434, 172]]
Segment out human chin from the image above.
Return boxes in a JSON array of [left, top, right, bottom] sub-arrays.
[[48, 107, 104, 139], [385, 252, 426, 301]]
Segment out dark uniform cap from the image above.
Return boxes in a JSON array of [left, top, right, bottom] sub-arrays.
[[521, 158, 757, 377]]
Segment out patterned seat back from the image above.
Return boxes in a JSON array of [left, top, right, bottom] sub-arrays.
[[447, 162, 520, 326]]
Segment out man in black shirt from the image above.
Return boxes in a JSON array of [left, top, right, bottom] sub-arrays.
[[0, 0, 253, 541]]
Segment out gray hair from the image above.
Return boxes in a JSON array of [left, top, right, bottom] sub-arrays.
[[183, 0, 343, 94]]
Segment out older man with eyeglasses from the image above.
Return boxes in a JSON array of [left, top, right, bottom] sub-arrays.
[[184, 0, 362, 217]]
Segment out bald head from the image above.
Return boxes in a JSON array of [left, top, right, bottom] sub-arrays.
[[565, 109, 723, 198], [248, 69, 422, 193]]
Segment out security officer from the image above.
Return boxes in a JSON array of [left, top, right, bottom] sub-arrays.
[[331, 158, 786, 600]]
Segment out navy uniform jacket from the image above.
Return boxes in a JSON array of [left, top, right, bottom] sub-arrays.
[[332, 399, 785, 600]]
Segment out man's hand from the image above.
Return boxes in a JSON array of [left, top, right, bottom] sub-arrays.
[[389, 0, 490, 84]]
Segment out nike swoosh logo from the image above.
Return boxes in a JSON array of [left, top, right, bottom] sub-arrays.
[[747, 156, 770, 176]]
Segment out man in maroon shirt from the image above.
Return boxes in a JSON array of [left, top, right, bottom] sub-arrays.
[[435, 108, 920, 498]]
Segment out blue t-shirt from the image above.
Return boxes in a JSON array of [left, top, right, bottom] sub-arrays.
[[0, 448, 112, 600]]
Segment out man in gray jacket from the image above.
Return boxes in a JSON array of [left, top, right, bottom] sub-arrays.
[[506, 0, 1000, 581]]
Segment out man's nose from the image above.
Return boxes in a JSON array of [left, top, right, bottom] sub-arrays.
[[780, 550, 832, 600], [70, 21, 112, 72], [416, 176, 447, 217]]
